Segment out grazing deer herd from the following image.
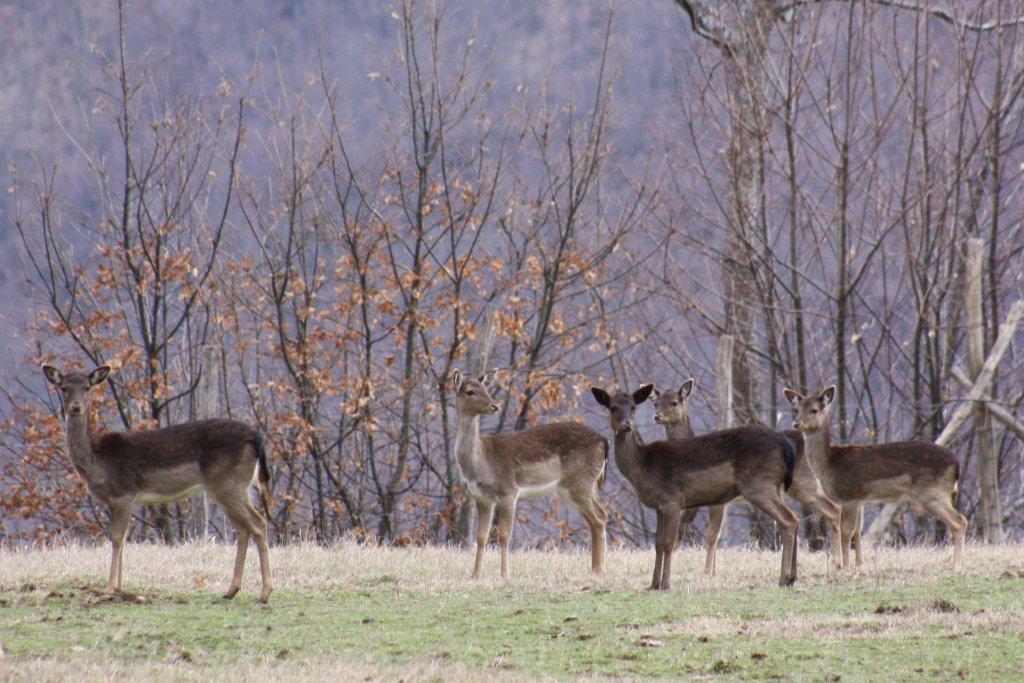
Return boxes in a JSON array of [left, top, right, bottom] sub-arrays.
[[42, 362, 970, 603]]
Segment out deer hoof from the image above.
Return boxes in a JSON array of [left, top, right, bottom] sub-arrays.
[[223, 587, 240, 600]]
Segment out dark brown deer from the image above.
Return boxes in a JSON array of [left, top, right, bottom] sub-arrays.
[[653, 380, 844, 573], [592, 384, 800, 588], [784, 385, 966, 571], [42, 364, 274, 602], [452, 369, 608, 579]]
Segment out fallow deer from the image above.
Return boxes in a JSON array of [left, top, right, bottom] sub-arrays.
[[42, 364, 274, 602], [452, 369, 608, 579], [784, 385, 966, 571], [653, 380, 844, 573], [592, 384, 800, 588]]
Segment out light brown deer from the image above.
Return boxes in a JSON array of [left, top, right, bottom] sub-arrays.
[[592, 384, 800, 588], [42, 364, 274, 602], [653, 380, 844, 573], [784, 385, 966, 571], [452, 369, 608, 579]]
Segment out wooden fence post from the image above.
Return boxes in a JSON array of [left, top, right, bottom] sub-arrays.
[[194, 345, 221, 541], [967, 238, 1001, 543], [716, 335, 734, 430]]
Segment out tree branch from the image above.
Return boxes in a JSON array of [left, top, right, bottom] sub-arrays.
[[778, 1, 1024, 31], [673, 1, 738, 49]]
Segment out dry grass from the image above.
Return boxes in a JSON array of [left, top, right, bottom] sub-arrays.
[[3, 538, 1012, 593], [2, 541, 1024, 681]]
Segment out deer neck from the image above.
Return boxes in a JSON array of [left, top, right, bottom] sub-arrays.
[[65, 411, 102, 482], [454, 411, 483, 480], [801, 422, 834, 479], [612, 428, 645, 486], [663, 416, 694, 440]]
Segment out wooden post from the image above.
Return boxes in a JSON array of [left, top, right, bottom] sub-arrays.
[[716, 335, 734, 430], [967, 238, 1001, 543], [194, 345, 221, 541], [454, 306, 497, 545]]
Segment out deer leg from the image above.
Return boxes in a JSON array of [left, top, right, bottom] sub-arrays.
[[839, 503, 860, 571], [922, 495, 968, 572], [677, 507, 699, 548], [658, 507, 682, 590], [704, 505, 727, 576], [471, 499, 494, 579], [224, 518, 249, 600], [495, 496, 517, 580], [800, 493, 842, 571], [650, 510, 666, 590], [590, 494, 608, 574], [566, 488, 608, 574], [852, 504, 864, 567], [106, 502, 132, 594], [751, 491, 799, 587], [246, 502, 273, 603]]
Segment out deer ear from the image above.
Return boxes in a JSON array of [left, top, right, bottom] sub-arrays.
[[783, 388, 802, 407], [819, 385, 836, 406], [680, 378, 695, 398], [41, 364, 62, 385], [88, 365, 111, 387], [452, 369, 464, 392], [633, 384, 654, 405], [590, 387, 611, 408]]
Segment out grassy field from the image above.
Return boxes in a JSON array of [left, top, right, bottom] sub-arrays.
[[1, 540, 1023, 681]]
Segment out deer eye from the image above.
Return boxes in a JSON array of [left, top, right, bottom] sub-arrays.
[[671, 401, 678, 407], [810, 408, 818, 414], [465, 390, 475, 396]]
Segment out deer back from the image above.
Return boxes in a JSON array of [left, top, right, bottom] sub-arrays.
[[636, 426, 793, 508], [481, 421, 606, 492], [816, 440, 959, 502], [94, 418, 260, 500]]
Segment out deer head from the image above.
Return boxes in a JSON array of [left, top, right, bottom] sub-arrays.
[[783, 385, 836, 433], [452, 368, 500, 416], [41, 364, 111, 417], [652, 379, 695, 427], [590, 384, 654, 434]]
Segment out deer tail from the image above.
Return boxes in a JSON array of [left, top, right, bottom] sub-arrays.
[[951, 461, 960, 508], [780, 436, 797, 491], [249, 434, 274, 507], [597, 437, 609, 489]]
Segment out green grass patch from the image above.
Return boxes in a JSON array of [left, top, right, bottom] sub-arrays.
[[2, 570, 1023, 679]]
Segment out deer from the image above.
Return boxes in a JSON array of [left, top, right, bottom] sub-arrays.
[[42, 364, 274, 603], [652, 380, 844, 574], [591, 384, 800, 588], [784, 385, 966, 571], [452, 369, 608, 580]]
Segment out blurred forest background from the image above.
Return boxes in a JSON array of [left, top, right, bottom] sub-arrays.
[[1, 0, 1022, 552]]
